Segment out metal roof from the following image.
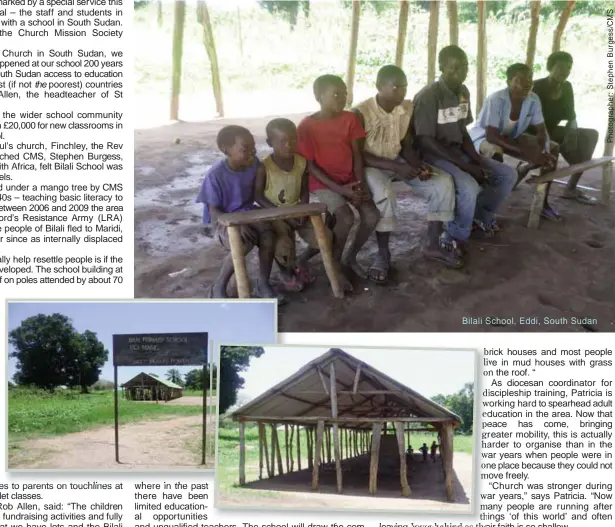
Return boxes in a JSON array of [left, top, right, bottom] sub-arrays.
[[121, 372, 184, 390], [231, 348, 461, 428]]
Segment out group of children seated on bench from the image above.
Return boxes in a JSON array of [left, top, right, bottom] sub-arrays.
[[197, 45, 599, 300]]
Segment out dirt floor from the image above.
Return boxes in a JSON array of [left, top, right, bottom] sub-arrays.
[[8, 414, 216, 470], [216, 451, 473, 513], [135, 116, 615, 332]]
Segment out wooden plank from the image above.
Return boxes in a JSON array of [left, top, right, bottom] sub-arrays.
[[553, 1, 576, 52], [395, 0, 410, 67], [529, 156, 614, 184], [369, 422, 382, 494], [227, 225, 251, 298], [446, 1, 458, 45], [427, 0, 439, 84], [352, 364, 362, 394], [218, 203, 328, 227], [309, 213, 344, 298], [258, 422, 264, 480], [238, 416, 456, 424], [239, 421, 246, 485], [476, 0, 487, 115], [395, 422, 411, 496], [312, 420, 325, 489], [441, 423, 455, 502], [345, 0, 361, 106]]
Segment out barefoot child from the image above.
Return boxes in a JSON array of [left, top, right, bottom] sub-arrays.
[[196, 125, 279, 299], [430, 440, 438, 463], [255, 118, 332, 291], [297, 74, 380, 287]]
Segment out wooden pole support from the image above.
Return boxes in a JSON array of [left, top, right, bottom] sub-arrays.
[[446, 1, 458, 45], [239, 421, 246, 485], [310, 214, 344, 298], [369, 422, 382, 494], [330, 363, 342, 493], [227, 225, 251, 298], [427, 0, 439, 84], [296, 425, 302, 472], [526, 1, 541, 69], [345, 0, 361, 107], [476, 0, 487, 115], [272, 424, 284, 475], [395, 0, 409, 68], [441, 423, 455, 502], [553, 1, 576, 53], [258, 423, 264, 479], [395, 422, 411, 496], [312, 420, 325, 490], [527, 183, 547, 228]]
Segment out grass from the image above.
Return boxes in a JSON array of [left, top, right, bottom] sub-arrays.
[[8, 387, 215, 441], [216, 419, 473, 499], [134, 2, 608, 136]]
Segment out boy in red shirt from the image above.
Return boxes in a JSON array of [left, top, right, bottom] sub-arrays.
[[297, 74, 379, 288]]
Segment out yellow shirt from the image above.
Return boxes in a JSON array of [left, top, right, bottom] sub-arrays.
[[355, 97, 413, 160], [263, 154, 306, 207]]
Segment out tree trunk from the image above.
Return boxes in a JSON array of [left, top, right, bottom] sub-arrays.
[[170, 0, 186, 121], [395, 0, 409, 68], [345, 0, 361, 107], [427, 0, 440, 84], [446, 1, 458, 46], [197, 0, 224, 117], [526, 1, 540, 69], [476, 0, 487, 116], [553, 1, 576, 53]]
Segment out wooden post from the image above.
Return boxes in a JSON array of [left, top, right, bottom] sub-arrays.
[[441, 423, 455, 502], [345, 0, 361, 107], [170, 0, 186, 121], [325, 426, 332, 464], [307, 426, 314, 470], [197, 0, 224, 117], [369, 422, 382, 494], [526, 1, 541, 69], [239, 422, 246, 485], [285, 424, 290, 473], [297, 425, 302, 471], [395, 0, 409, 67], [527, 183, 548, 228], [476, 0, 487, 115], [603, 126, 614, 206], [258, 422, 264, 479], [446, 1, 458, 45], [312, 420, 325, 489], [395, 422, 411, 496], [227, 225, 251, 298], [272, 424, 284, 475], [330, 363, 343, 493], [427, 0, 439, 84], [310, 213, 344, 298], [553, 1, 576, 53], [289, 425, 295, 472]]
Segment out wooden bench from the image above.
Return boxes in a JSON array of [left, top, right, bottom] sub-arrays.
[[218, 203, 344, 299], [526, 156, 614, 228]]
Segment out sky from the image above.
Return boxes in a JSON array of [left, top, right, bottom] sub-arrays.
[[234, 346, 476, 406], [6, 301, 276, 385]]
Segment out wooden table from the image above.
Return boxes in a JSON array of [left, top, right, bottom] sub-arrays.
[[218, 203, 344, 299], [526, 156, 614, 228]]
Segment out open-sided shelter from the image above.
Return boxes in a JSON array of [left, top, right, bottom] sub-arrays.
[[231, 348, 462, 501], [121, 372, 183, 402]]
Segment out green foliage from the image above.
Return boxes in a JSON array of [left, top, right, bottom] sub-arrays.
[[183, 366, 217, 390], [165, 368, 184, 386], [8, 387, 205, 439], [219, 346, 264, 415], [9, 314, 108, 392], [259, 1, 310, 30], [90, 379, 114, 391], [432, 382, 474, 435]]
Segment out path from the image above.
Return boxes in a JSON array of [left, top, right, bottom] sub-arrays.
[[217, 452, 473, 513], [9, 415, 216, 470]]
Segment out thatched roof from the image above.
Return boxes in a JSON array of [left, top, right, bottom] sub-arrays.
[[121, 372, 184, 390], [231, 348, 461, 428]]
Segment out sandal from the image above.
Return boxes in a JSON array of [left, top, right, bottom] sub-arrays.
[[562, 189, 597, 205], [294, 266, 316, 285], [472, 219, 496, 239], [368, 252, 390, 285], [425, 236, 464, 269], [540, 206, 562, 221]]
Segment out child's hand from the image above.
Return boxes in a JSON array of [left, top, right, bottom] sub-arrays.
[[417, 163, 432, 181]]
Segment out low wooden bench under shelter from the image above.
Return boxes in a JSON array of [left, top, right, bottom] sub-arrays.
[[231, 348, 462, 501], [526, 156, 614, 229], [218, 203, 343, 299]]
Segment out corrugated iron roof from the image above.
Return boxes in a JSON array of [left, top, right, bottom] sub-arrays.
[[230, 348, 461, 427]]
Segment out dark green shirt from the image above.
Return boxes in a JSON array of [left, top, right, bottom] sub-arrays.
[[412, 77, 474, 147], [532, 77, 576, 136]]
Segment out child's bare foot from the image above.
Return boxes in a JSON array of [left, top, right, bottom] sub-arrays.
[[343, 255, 367, 279], [339, 271, 354, 293], [210, 282, 227, 298], [254, 279, 287, 304]]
